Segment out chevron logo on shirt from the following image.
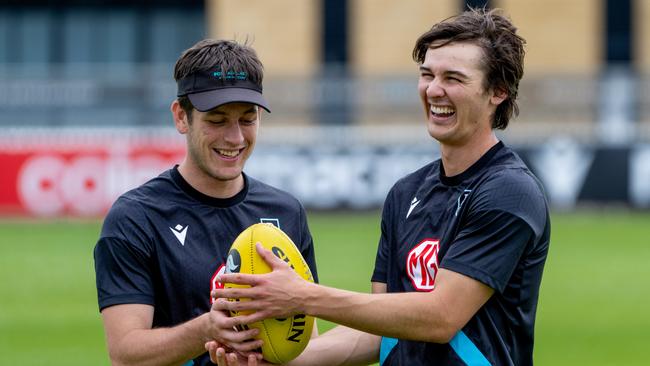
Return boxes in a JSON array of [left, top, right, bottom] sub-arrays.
[[170, 224, 188, 246]]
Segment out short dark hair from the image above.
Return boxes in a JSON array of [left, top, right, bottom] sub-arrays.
[[413, 7, 525, 129], [173, 39, 264, 120]]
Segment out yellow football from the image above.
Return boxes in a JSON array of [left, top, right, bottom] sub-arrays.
[[224, 223, 314, 364]]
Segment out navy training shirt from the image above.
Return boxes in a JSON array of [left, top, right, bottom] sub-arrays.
[[94, 167, 318, 366], [372, 142, 550, 366]]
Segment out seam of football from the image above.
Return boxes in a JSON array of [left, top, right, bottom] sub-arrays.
[[255, 225, 282, 363], [262, 318, 282, 363]]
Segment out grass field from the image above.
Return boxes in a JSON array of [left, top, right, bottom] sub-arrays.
[[0, 210, 649, 365]]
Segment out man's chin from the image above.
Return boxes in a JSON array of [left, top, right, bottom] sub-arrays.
[[211, 169, 243, 182], [427, 126, 447, 142], [428, 120, 461, 141]]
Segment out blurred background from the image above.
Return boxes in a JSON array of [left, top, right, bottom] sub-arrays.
[[1, 0, 650, 213], [0, 0, 648, 365]]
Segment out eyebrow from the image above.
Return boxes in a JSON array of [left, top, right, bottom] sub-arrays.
[[445, 70, 470, 80], [419, 66, 470, 80]]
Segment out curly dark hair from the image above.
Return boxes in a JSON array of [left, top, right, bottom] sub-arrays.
[[413, 7, 526, 129]]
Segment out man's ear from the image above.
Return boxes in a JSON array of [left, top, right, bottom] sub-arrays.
[[171, 100, 190, 134], [490, 87, 508, 106]]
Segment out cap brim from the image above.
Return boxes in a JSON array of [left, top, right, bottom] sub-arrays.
[[187, 88, 271, 113]]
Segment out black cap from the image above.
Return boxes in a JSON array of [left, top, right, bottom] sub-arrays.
[[176, 70, 270, 113]]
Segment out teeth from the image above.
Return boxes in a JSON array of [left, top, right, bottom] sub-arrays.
[[430, 106, 455, 115], [217, 149, 239, 157]]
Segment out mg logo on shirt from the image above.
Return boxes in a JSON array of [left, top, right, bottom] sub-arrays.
[[406, 239, 440, 291]]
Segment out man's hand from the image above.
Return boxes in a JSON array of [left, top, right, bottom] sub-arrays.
[[212, 243, 314, 324], [205, 340, 272, 366], [207, 300, 264, 353]]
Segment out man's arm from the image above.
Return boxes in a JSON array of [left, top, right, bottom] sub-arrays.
[[303, 269, 492, 343], [214, 244, 494, 344], [101, 302, 262, 366], [285, 282, 384, 366], [286, 325, 379, 366], [208, 283, 384, 366]]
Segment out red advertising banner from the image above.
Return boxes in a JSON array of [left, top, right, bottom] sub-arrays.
[[0, 129, 185, 217], [2, 129, 649, 215]]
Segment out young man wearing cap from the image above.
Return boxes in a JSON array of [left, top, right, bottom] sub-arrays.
[[93, 39, 318, 366]]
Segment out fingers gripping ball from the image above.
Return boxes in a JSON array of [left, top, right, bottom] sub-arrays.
[[225, 223, 314, 364]]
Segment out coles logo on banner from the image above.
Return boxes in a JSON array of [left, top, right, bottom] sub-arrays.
[[406, 239, 440, 291], [0, 138, 184, 217]]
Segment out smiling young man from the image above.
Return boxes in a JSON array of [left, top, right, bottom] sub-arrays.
[[210, 8, 550, 366], [93, 39, 318, 366]]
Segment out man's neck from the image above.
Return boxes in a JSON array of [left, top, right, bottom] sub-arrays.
[[440, 134, 499, 177], [177, 162, 244, 199]]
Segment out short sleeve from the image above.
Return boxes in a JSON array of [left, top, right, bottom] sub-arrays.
[[371, 218, 390, 283], [440, 166, 549, 292], [297, 202, 319, 284], [94, 197, 156, 311], [94, 236, 155, 311], [372, 189, 397, 283], [440, 210, 534, 293]]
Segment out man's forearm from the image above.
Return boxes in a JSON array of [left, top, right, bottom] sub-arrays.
[[300, 270, 493, 343], [288, 326, 380, 366], [106, 313, 208, 366], [302, 284, 453, 343]]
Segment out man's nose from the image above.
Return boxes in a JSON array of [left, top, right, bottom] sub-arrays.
[[426, 79, 445, 98], [223, 122, 244, 144]]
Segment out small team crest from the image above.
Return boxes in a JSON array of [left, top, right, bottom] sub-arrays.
[[260, 218, 280, 229], [406, 239, 440, 291], [209, 264, 226, 304], [225, 249, 241, 274]]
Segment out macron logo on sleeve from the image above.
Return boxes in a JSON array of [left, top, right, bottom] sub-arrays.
[[170, 224, 188, 246]]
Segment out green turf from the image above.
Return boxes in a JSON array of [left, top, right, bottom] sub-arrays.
[[0, 219, 105, 365], [534, 211, 650, 365], [0, 211, 648, 365]]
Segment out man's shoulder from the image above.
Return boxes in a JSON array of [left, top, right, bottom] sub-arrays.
[[120, 169, 176, 201], [471, 151, 549, 234], [246, 174, 303, 208], [489, 144, 531, 172], [481, 149, 544, 199], [101, 169, 176, 234], [389, 160, 439, 196]]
